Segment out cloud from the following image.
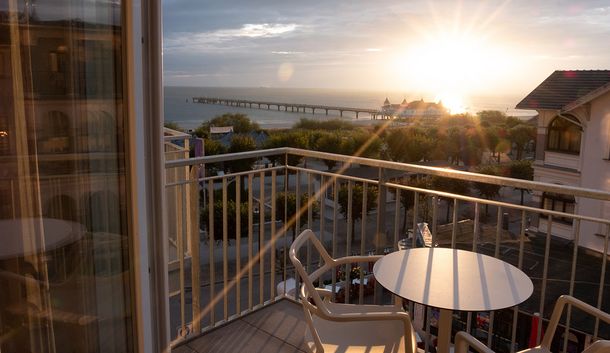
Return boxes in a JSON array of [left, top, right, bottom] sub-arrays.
[[272, 51, 304, 55], [162, 0, 610, 91], [164, 23, 298, 53], [235, 23, 297, 37]]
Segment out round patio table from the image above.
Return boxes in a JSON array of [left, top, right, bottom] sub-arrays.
[[0, 218, 84, 260], [373, 248, 533, 353]]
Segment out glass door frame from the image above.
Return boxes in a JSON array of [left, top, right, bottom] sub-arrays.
[[123, 0, 169, 351]]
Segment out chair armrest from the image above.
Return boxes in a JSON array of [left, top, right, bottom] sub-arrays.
[[583, 340, 610, 353], [455, 331, 495, 353], [334, 255, 383, 266], [315, 288, 333, 300], [542, 295, 610, 349], [324, 309, 411, 324]]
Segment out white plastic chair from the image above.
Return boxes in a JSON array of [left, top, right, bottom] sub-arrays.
[[289, 229, 419, 353], [454, 331, 495, 353], [520, 295, 610, 353], [453, 295, 610, 353], [455, 331, 610, 353]]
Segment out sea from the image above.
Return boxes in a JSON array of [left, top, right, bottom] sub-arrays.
[[164, 86, 535, 130]]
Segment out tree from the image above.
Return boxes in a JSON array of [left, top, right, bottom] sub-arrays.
[[314, 132, 345, 170], [460, 127, 484, 167], [275, 192, 319, 241], [391, 177, 430, 234], [338, 183, 378, 246], [164, 121, 183, 131], [293, 118, 356, 131], [204, 138, 226, 156], [483, 127, 500, 160], [203, 139, 227, 176], [504, 116, 521, 129], [211, 113, 260, 133], [201, 200, 249, 242], [430, 175, 470, 222], [477, 110, 507, 126], [438, 113, 477, 129], [194, 113, 260, 138], [442, 127, 463, 165], [507, 160, 534, 205], [263, 130, 310, 166], [227, 134, 257, 173], [472, 165, 502, 215], [385, 128, 435, 163], [508, 124, 535, 160], [345, 131, 382, 159]]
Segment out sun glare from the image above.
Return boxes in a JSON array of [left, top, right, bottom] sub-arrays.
[[436, 93, 467, 114], [390, 29, 514, 109]]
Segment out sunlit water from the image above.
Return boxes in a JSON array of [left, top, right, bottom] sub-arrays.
[[164, 86, 535, 130]]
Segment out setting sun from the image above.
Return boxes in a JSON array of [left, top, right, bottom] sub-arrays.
[[436, 93, 467, 114], [391, 29, 515, 105]]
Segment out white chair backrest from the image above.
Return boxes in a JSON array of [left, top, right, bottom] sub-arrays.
[[541, 295, 610, 349], [289, 229, 334, 314]]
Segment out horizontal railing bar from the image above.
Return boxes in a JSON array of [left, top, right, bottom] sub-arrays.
[[164, 166, 285, 187], [287, 165, 380, 185], [262, 164, 610, 224], [283, 148, 610, 201], [385, 181, 610, 225], [165, 147, 610, 201], [167, 160, 610, 225], [165, 148, 287, 168], [164, 133, 191, 141], [202, 166, 285, 182]]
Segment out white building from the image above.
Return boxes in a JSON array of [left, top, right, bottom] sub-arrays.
[[516, 70, 610, 252], [381, 98, 448, 120]]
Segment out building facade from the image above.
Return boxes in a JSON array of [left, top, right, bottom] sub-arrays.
[[516, 70, 610, 252]]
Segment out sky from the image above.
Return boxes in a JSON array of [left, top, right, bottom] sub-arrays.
[[162, 0, 610, 100]]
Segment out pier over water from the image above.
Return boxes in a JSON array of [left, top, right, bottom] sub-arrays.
[[191, 96, 392, 120]]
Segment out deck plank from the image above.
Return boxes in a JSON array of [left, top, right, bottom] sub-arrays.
[[173, 300, 308, 353]]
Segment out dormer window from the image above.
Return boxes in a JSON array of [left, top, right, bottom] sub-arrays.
[[547, 115, 581, 154]]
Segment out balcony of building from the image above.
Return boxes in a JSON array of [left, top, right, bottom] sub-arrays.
[[165, 148, 610, 353]]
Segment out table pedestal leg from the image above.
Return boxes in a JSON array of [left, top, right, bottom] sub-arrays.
[[437, 309, 453, 353]]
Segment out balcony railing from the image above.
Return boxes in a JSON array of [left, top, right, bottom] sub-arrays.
[[165, 147, 610, 352]]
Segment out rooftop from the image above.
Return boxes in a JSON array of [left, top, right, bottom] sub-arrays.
[[516, 70, 610, 110]]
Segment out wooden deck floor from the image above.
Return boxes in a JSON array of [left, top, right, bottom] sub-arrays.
[[172, 300, 309, 353]]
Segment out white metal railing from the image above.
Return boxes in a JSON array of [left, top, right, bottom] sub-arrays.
[[165, 148, 610, 352]]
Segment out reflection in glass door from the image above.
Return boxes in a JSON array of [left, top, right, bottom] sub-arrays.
[[0, 0, 136, 351]]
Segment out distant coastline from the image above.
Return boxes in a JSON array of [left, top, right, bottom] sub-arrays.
[[164, 86, 536, 130]]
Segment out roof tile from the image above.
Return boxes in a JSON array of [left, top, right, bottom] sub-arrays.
[[516, 70, 610, 110]]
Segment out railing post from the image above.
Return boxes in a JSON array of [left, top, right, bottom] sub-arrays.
[[376, 167, 387, 253], [190, 166, 201, 334], [374, 168, 387, 304]]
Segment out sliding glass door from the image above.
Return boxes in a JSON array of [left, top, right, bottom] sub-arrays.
[[0, 0, 140, 351]]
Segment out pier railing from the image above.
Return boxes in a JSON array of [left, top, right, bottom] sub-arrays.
[[192, 96, 389, 119], [165, 147, 610, 352]]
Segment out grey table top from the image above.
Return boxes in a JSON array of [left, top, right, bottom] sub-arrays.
[[373, 248, 533, 312], [0, 218, 84, 259]]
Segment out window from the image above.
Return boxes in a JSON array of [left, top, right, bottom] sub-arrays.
[[540, 192, 575, 224], [547, 115, 581, 154], [40, 110, 72, 153]]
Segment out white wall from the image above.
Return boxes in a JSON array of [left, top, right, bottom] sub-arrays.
[[575, 90, 610, 251], [532, 92, 610, 253]]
